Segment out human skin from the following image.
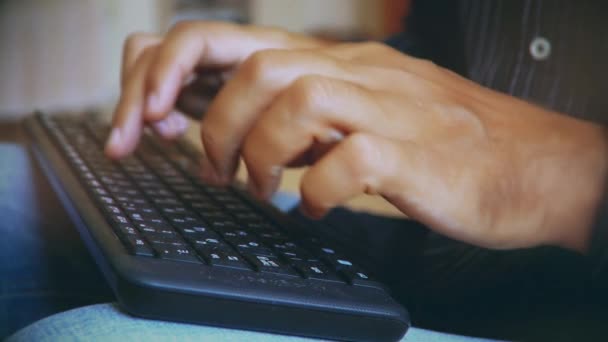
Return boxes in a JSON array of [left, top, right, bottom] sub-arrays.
[[105, 21, 608, 253]]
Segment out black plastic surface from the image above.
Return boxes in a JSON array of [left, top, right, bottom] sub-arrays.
[[25, 114, 410, 341]]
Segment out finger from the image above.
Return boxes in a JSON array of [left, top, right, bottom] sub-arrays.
[[121, 32, 161, 88], [174, 72, 224, 119], [144, 21, 301, 121], [152, 111, 190, 140], [242, 75, 398, 199], [298, 133, 404, 218], [105, 47, 156, 158], [201, 49, 419, 183]]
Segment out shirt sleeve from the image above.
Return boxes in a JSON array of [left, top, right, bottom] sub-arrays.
[[383, 31, 427, 58], [588, 181, 608, 280]]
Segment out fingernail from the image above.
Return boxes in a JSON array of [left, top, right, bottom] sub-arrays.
[[269, 165, 282, 177], [328, 129, 345, 142], [171, 113, 189, 133], [154, 119, 171, 136], [319, 129, 345, 144], [106, 127, 122, 149]]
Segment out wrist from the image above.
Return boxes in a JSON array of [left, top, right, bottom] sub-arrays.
[[546, 117, 608, 253]]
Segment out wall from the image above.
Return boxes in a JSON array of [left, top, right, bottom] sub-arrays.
[[250, 0, 382, 37], [0, 0, 166, 116], [0, 0, 381, 117]]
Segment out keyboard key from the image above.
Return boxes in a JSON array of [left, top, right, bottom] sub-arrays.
[[245, 255, 298, 276], [122, 204, 157, 215], [230, 238, 274, 257], [128, 211, 163, 222], [142, 187, 174, 197], [115, 224, 139, 238], [152, 197, 181, 205], [271, 241, 299, 252], [234, 212, 263, 221], [159, 206, 193, 216], [190, 201, 220, 211], [115, 196, 148, 206], [109, 213, 130, 225], [294, 262, 343, 283], [218, 229, 250, 239], [125, 236, 154, 257], [223, 203, 250, 211], [171, 184, 200, 194], [167, 215, 202, 226], [155, 246, 201, 263], [180, 193, 208, 201], [199, 210, 232, 221], [244, 222, 276, 233], [210, 219, 241, 231], [180, 228, 219, 243], [322, 255, 356, 271], [199, 250, 251, 270], [339, 269, 383, 289], [136, 222, 175, 236], [171, 220, 210, 232], [146, 235, 188, 248], [98, 196, 115, 205], [279, 249, 318, 263], [190, 237, 232, 252], [212, 194, 241, 204], [102, 204, 122, 216]]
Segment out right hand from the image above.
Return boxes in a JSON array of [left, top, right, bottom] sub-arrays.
[[104, 21, 329, 158]]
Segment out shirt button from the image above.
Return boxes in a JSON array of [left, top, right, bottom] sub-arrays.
[[529, 36, 551, 61]]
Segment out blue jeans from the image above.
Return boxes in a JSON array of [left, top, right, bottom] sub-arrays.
[[2, 176, 494, 342], [0, 140, 597, 341]]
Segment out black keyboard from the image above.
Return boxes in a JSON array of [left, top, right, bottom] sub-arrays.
[[26, 113, 409, 341]]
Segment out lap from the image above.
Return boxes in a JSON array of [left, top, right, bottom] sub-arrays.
[[7, 303, 496, 342], [3, 186, 595, 340], [292, 207, 593, 339]]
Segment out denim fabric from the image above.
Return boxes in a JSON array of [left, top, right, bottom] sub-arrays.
[[0, 143, 113, 339], [7, 303, 500, 342]]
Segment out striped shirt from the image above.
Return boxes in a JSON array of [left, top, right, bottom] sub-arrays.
[[386, 0, 608, 276], [401, 0, 608, 123]]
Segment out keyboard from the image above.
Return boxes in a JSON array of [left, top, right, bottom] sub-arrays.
[[25, 113, 409, 341]]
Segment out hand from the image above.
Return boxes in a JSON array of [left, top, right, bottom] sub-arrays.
[[105, 21, 329, 157], [107, 22, 608, 253]]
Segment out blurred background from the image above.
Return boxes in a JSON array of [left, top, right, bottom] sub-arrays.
[[0, 0, 410, 117], [0, 0, 411, 215]]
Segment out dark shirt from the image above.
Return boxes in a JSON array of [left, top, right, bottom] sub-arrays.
[[386, 0, 608, 283], [390, 0, 608, 123]]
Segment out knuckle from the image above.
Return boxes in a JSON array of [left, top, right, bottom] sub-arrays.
[[241, 49, 284, 82], [415, 58, 439, 73], [361, 41, 390, 54], [137, 45, 156, 63], [170, 20, 234, 37], [169, 20, 198, 36], [286, 75, 331, 117], [124, 32, 146, 51], [342, 134, 381, 184]]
